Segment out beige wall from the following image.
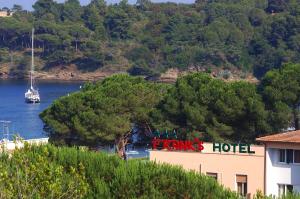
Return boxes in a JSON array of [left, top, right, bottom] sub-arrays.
[[0, 11, 13, 17], [150, 143, 265, 198], [0, 11, 8, 17]]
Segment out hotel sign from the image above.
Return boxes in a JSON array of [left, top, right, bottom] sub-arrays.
[[213, 143, 255, 154], [152, 138, 204, 152], [152, 138, 255, 154]]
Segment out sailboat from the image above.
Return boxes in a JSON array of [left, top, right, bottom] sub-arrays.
[[25, 28, 40, 103]]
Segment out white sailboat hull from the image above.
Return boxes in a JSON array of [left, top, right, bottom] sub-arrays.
[[25, 28, 40, 104], [25, 89, 40, 103]]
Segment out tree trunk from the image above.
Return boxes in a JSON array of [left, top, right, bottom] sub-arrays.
[[145, 122, 153, 137], [115, 137, 126, 158], [293, 107, 299, 130], [75, 41, 78, 52], [115, 131, 131, 159]]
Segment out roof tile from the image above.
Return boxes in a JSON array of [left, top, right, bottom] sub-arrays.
[[256, 130, 300, 143]]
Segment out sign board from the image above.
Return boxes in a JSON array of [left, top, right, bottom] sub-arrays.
[[152, 138, 255, 154], [152, 138, 204, 152]]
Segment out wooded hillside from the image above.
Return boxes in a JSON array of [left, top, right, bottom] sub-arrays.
[[1, 0, 300, 78]]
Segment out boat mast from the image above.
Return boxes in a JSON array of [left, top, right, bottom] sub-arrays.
[[31, 28, 34, 90]]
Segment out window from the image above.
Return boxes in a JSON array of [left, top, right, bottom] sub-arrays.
[[294, 150, 300, 163], [287, 149, 294, 164], [278, 149, 300, 164], [278, 184, 285, 197], [206, 172, 217, 180], [287, 185, 293, 193], [279, 149, 286, 163], [278, 184, 293, 196], [236, 175, 247, 197]]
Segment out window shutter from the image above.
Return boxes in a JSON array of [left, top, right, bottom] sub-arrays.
[[236, 175, 247, 183]]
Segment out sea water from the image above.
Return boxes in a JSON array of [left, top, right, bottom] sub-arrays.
[[0, 80, 81, 139]]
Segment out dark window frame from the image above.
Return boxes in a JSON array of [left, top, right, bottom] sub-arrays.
[[286, 149, 294, 164], [278, 184, 293, 196], [278, 149, 299, 164], [206, 172, 218, 180], [294, 150, 300, 163], [236, 175, 247, 197], [279, 149, 286, 163]]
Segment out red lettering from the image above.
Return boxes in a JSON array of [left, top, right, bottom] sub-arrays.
[[162, 139, 171, 150], [171, 140, 179, 150], [193, 138, 204, 151], [184, 141, 195, 151], [152, 138, 161, 150], [152, 138, 204, 152], [178, 140, 186, 150]]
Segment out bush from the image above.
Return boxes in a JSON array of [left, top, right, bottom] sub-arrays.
[[0, 144, 238, 198]]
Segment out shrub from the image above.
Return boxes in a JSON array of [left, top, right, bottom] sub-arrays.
[[0, 144, 238, 198]]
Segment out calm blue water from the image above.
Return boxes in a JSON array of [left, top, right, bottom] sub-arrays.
[[0, 80, 82, 139]]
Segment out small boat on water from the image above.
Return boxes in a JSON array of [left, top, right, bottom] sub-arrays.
[[25, 28, 40, 103]]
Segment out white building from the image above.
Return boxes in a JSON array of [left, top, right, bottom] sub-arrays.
[[257, 131, 300, 197], [0, 10, 13, 17], [0, 137, 48, 152]]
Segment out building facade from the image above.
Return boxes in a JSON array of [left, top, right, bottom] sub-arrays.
[[0, 10, 13, 17], [0, 138, 49, 152], [257, 131, 300, 197], [150, 142, 265, 198], [150, 130, 300, 198]]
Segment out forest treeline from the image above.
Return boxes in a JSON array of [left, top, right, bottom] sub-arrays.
[[1, 0, 300, 77], [40, 63, 300, 157]]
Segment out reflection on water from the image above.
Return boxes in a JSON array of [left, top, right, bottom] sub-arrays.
[[0, 80, 81, 139], [127, 149, 150, 159]]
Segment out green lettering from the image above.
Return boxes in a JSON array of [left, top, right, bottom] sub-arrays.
[[247, 144, 255, 154], [213, 142, 221, 152], [222, 143, 230, 152], [231, 143, 238, 153], [239, 144, 247, 153]]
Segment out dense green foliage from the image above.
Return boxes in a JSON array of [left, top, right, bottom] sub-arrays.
[[0, 144, 88, 198], [40, 74, 168, 156], [41, 66, 300, 146], [2, 0, 300, 76], [260, 63, 300, 130], [0, 144, 238, 198], [151, 73, 271, 142], [254, 190, 300, 199]]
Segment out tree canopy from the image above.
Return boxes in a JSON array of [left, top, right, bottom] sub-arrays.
[[151, 73, 271, 142], [40, 74, 168, 157], [2, 0, 300, 77], [41, 68, 300, 149], [260, 63, 300, 130]]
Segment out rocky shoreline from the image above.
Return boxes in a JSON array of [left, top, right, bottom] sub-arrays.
[[0, 67, 257, 83], [0, 70, 119, 82], [0, 67, 179, 83]]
